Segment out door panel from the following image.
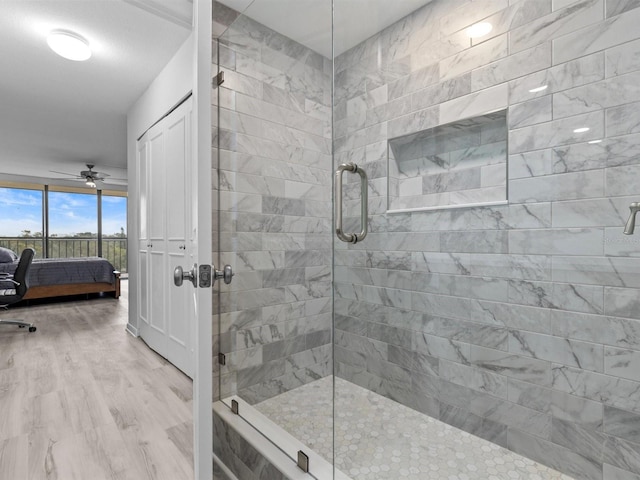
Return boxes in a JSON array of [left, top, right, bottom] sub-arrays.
[[137, 98, 194, 378]]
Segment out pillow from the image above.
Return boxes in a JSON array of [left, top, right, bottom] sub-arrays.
[[0, 247, 18, 263]]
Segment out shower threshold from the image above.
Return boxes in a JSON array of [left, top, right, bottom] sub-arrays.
[[252, 376, 575, 480]]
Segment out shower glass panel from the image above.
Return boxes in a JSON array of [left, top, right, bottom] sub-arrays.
[[333, 1, 640, 480], [214, 0, 640, 479], [214, 0, 334, 473]]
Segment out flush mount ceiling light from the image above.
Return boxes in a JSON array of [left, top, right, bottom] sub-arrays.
[[573, 127, 590, 133], [467, 22, 493, 38], [47, 30, 91, 61], [529, 85, 548, 93]]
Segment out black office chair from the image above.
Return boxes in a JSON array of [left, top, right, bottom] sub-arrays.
[[0, 248, 36, 332]]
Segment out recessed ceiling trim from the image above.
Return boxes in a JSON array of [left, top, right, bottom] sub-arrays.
[[123, 0, 193, 29]]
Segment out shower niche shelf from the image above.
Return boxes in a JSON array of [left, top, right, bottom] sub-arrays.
[[387, 109, 508, 213]]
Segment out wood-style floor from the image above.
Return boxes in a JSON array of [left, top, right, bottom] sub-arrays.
[[0, 281, 194, 480]]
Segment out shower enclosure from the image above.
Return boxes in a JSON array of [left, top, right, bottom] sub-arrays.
[[212, 1, 640, 479]]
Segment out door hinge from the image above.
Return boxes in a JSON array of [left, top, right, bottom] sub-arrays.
[[297, 451, 309, 473], [214, 71, 224, 86], [231, 399, 239, 415], [218, 352, 226, 365]]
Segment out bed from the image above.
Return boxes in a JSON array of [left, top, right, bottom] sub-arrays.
[[0, 249, 120, 300]]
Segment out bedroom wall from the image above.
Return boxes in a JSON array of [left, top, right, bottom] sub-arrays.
[[333, 1, 640, 479], [126, 33, 193, 334]]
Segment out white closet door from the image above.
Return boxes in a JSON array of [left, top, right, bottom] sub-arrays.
[[165, 100, 193, 377], [136, 97, 194, 377], [137, 140, 150, 332]]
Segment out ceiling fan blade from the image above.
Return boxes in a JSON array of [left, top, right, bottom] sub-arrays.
[[50, 170, 82, 177]]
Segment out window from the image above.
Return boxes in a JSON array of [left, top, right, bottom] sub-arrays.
[[0, 186, 45, 257], [48, 191, 98, 258], [0, 184, 127, 272]]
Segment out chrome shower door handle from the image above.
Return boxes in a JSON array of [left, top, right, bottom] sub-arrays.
[[335, 163, 368, 244]]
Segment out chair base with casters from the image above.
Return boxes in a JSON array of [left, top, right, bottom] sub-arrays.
[[0, 317, 36, 332]]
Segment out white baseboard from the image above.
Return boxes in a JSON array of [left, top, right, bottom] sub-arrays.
[[125, 322, 138, 337]]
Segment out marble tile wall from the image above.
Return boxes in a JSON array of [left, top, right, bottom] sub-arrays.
[[212, 1, 333, 405], [334, 1, 640, 479]]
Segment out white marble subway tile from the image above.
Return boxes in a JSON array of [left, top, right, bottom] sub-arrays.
[[439, 274, 509, 302], [509, 110, 604, 153], [553, 5, 640, 64], [388, 64, 440, 101], [481, 163, 507, 187], [508, 150, 554, 179], [440, 230, 508, 253], [552, 256, 640, 288], [439, 34, 509, 81], [552, 364, 640, 414], [467, 254, 551, 280], [603, 463, 640, 480], [220, 69, 263, 98], [606, 100, 640, 137], [366, 96, 412, 128], [235, 52, 287, 90], [507, 279, 555, 308], [551, 309, 640, 350], [219, 191, 262, 213], [607, 0, 640, 17], [509, 95, 553, 129], [605, 347, 640, 382], [224, 171, 285, 197], [553, 70, 640, 118], [551, 141, 608, 174], [606, 164, 640, 197], [551, 389, 604, 429], [470, 345, 552, 386], [509, 331, 604, 371], [551, 197, 632, 228], [471, 0, 553, 47], [510, 0, 603, 54], [439, 83, 508, 125], [411, 252, 472, 275], [263, 83, 305, 114], [606, 37, 640, 77], [474, 300, 552, 333], [604, 227, 640, 257], [449, 186, 505, 205], [509, 170, 604, 203], [509, 52, 605, 104], [509, 228, 604, 255], [551, 282, 605, 314], [438, 0, 509, 37], [507, 377, 552, 413], [472, 43, 552, 92], [388, 106, 440, 138], [440, 359, 509, 398], [605, 286, 640, 319], [411, 74, 472, 112]]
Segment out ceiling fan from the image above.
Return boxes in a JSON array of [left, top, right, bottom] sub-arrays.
[[50, 164, 126, 188]]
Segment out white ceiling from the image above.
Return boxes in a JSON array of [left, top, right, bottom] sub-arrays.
[[1, 0, 431, 187], [217, 0, 433, 58], [0, 0, 192, 186]]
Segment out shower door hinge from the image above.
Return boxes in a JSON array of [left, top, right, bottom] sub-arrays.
[[297, 451, 309, 473], [218, 352, 226, 365], [231, 399, 239, 415], [214, 71, 225, 86]]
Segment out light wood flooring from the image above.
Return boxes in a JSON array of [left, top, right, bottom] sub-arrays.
[[0, 281, 194, 480]]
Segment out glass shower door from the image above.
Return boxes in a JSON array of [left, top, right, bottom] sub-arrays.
[[213, 0, 335, 475]]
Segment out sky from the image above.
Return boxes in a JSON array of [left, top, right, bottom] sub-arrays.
[[0, 187, 127, 237]]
